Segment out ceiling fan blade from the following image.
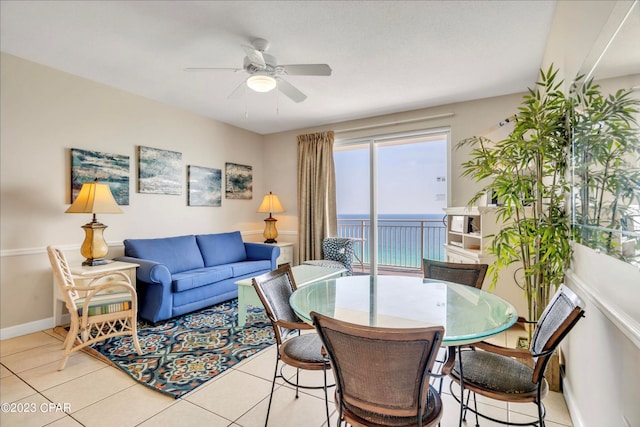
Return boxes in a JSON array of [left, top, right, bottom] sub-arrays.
[[242, 45, 266, 69], [228, 80, 247, 99], [277, 78, 307, 103], [281, 64, 332, 76], [184, 67, 242, 72]]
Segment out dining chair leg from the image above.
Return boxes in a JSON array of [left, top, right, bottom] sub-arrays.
[[471, 391, 479, 427], [323, 362, 330, 427], [295, 368, 300, 398], [264, 354, 280, 427], [537, 386, 546, 427]]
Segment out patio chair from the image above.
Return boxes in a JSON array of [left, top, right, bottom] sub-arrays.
[[303, 237, 355, 275], [312, 311, 444, 427], [422, 258, 488, 289], [251, 264, 332, 427], [446, 284, 585, 426], [47, 246, 142, 370]]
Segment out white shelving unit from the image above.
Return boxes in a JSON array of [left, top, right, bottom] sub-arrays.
[[444, 206, 498, 263], [443, 206, 527, 316]]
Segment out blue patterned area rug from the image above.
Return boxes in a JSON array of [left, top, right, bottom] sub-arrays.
[[90, 300, 274, 399]]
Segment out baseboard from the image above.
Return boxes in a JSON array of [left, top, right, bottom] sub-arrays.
[[0, 317, 54, 341], [561, 373, 584, 427]]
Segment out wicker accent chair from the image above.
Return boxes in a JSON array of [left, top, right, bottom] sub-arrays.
[[303, 237, 355, 275], [311, 311, 444, 427], [47, 246, 142, 370], [251, 265, 332, 427], [422, 259, 488, 289], [446, 285, 585, 427]]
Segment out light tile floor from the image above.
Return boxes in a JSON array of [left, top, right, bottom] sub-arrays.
[[0, 326, 574, 427]]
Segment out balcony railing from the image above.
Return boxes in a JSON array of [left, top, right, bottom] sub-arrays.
[[337, 217, 447, 273]]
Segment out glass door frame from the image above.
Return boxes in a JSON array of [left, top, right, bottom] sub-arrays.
[[335, 127, 451, 275]]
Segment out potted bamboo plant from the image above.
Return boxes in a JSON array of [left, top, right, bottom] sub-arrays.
[[457, 66, 572, 326], [571, 77, 640, 261]]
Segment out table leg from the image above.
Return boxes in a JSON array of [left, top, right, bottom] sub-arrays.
[[237, 290, 248, 327], [457, 346, 465, 427], [238, 295, 247, 327]]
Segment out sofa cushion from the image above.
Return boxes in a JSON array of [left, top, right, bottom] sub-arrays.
[[172, 266, 234, 293], [227, 260, 272, 277], [196, 231, 247, 267], [124, 235, 204, 274]]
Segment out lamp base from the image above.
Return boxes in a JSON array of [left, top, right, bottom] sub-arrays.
[[79, 220, 110, 267], [263, 216, 278, 244], [82, 258, 109, 267]]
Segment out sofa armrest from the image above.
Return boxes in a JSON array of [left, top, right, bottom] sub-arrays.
[[244, 243, 280, 270], [115, 256, 171, 285], [115, 256, 174, 322]]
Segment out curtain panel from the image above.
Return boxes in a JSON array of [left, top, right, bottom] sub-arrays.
[[297, 131, 337, 263]]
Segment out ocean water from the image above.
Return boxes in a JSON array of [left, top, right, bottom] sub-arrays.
[[337, 213, 447, 268]]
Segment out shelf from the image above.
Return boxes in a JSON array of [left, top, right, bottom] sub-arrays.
[[444, 207, 498, 261]]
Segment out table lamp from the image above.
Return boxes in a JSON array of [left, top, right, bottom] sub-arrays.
[[257, 191, 285, 243], [65, 178, 123, 266]]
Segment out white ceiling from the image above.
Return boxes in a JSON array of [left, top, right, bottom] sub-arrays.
[[0, 1, 559, 135]]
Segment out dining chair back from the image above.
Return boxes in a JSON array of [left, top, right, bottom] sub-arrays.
[[47, 246, 142, 370], [252, 265, 331, 426], [422, 258, 487, 289], [312, 311, 444, 427]]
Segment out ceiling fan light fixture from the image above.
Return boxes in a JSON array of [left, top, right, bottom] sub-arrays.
[[247, 74, 277, 93]]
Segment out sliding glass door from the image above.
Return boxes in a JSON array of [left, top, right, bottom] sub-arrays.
[[334, 129, 449, 275]]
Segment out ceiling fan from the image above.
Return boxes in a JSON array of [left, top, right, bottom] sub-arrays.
[[185, 38, 332, 103]]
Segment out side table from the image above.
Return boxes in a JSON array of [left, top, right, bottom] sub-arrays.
[[234, 264, 346, 327], [52, 260, 139, 327], [266, 241, 294, 266]]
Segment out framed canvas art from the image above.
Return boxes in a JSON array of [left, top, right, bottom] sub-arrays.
[[188, 165, 222, 207], [225, 162, 253, 200], [138, 146, 182, 195], [70, 148, 130, 205]]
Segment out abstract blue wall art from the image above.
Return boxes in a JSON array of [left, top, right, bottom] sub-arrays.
[[225, 162, 253, 200], [188, 165, 222, 207], [70, 148, 130, 205], [138, 146, 182, 195]]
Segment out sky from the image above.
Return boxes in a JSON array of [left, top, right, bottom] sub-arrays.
[[334, 137, 447, 216]]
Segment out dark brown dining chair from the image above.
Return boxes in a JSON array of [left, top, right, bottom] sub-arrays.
[[446, 284, 585, 427], [422, 258, 488, 289], [422, 258, 488, 395], [311, 311, 444, 427], [252, 265, 331, 427]]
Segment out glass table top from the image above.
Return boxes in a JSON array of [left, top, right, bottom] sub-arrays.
[[290, 275, 518, 346]]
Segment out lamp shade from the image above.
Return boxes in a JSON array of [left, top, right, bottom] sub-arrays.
[[65, 179, 122, 266], [257, 192, 285, 214], [66, 179, 123, 214], [247, 74, 277, 93]]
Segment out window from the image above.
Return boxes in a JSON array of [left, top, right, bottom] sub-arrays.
[[334, 129, 449, 274]]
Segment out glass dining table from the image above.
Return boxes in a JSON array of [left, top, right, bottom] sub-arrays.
[[289, 274, 518, 347], [290, 274, 518, 426]]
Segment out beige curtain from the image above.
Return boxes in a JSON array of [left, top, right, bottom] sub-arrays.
[[297, 131, 337, 263]]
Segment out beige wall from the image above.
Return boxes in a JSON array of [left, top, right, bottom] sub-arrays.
[[0, 53, 268, 333], [263, 94, 523, 213]]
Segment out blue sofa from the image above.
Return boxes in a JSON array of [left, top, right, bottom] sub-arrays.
[[115, 231, 279, 323]]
